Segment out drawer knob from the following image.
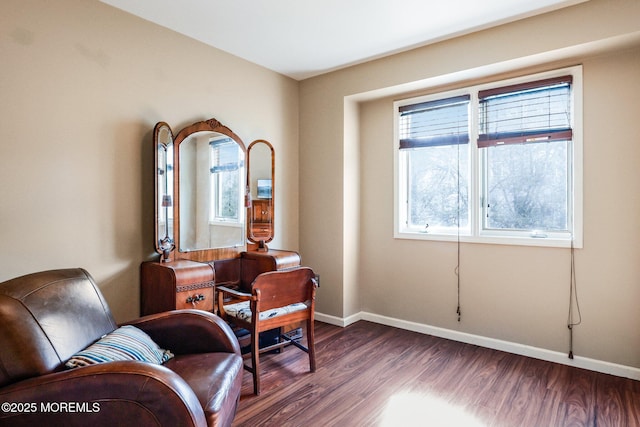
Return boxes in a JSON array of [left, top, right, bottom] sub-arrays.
[[186, 294, 206, 306]]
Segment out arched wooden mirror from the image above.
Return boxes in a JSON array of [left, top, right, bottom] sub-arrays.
[[247, 140, 275, 249], [153, 118, 247, 262]]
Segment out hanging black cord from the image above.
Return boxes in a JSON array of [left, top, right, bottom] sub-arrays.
[[456, 226, 461, 321], [456, 136, 462, 322], [567, 238, 581, 359]]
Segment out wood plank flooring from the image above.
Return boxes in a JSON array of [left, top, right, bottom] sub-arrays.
[[232, 321, 640, 426]]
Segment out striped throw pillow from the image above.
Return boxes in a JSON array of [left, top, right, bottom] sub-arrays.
[[65, 325, 174, 368]]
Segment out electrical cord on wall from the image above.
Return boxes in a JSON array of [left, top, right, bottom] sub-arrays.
[[567, 238, 582, 359], [455, 259, 461, 321], [455, 227, 461, 322], [455, 134, 462, 322]]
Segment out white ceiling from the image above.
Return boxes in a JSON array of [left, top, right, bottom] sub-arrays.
[[100, 0, 587, 80]]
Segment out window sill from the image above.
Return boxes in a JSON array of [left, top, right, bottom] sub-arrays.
[[210, 220, 243, 228], [394, 231, 582, 249]]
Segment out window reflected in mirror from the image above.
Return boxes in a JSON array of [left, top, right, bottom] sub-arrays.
[[179, 131, 245, 251], [210, 137, 243, 223]]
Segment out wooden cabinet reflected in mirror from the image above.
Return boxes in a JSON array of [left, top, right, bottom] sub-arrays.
[[247, 140, 274, 250]]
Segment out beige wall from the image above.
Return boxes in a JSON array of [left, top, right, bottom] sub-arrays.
[[0, 0, 299, 322], [3, 0, 640, 371], [300, 0, 640, 368]]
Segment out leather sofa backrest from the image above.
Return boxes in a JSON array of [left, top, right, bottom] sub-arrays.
[[0, 268, 117, 387]]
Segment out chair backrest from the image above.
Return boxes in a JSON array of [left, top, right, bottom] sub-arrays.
[[250, 267, 316, 312], [0, 268, 117, 387]]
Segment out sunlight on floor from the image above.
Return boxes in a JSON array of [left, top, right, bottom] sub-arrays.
[[379, 392, 486, 426]]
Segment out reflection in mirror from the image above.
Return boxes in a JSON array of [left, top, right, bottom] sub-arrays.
[[179, 131, 246, 251], [154, 122, 174, 260], [247, 140, 274, 246]]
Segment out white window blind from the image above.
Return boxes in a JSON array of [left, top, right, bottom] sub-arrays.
[[210, 138, 241, 173], [399, 95, 470, 149], [478, 76, 572, 148]]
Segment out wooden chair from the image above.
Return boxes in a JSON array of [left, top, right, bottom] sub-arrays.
[[217, 267, 318, 395]]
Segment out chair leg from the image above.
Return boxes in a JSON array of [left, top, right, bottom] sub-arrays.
[[251, 328, 261, 395], [307, 318, 316, 372]]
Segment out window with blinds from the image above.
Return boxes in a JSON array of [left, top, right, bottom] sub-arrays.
[[210, 138, 243, 221], [397, 95, 471, 233], [478, 76, 573, 147], [394, 66, 582, 247]]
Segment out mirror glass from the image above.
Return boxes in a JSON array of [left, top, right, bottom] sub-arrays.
[[154, 122, 174, 258], [176, 124, 246, 252], [247, 140, 274, 243]]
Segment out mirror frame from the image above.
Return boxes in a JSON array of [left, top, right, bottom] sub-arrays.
[[174, 118, 247, 262], [247, 139, 275, 247], [153, 118, 248, 263], [153, 122, 175, 260]]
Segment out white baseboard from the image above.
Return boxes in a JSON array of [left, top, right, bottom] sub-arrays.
[[314, 311, 640, 381]]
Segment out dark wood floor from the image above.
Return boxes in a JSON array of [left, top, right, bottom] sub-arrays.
[[232, 321, 640, 426]]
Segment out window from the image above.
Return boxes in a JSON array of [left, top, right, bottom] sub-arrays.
[[210, 137, 243, 222], [394, 67, 582, 247], [398, 95, 471, 235]]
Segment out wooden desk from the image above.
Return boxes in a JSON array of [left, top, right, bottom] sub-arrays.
[[140, 249, 301, 316]]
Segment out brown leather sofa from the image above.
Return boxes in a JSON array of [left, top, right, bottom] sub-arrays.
[[0, 268, 243, 427]]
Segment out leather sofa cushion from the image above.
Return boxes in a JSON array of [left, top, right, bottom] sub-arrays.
[[164, 353, 243, 426]]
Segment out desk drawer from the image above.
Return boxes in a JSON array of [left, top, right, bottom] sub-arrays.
[[141, 260, 215, 315], [176, 284, 214, 311]]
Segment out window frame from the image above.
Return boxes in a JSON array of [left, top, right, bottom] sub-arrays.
[[393, 66, 583, 248], [209, 137, 245, 225]]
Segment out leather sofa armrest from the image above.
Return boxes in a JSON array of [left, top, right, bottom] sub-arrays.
[[124, 309, 241, 356], [0, 361, 206, 427]]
